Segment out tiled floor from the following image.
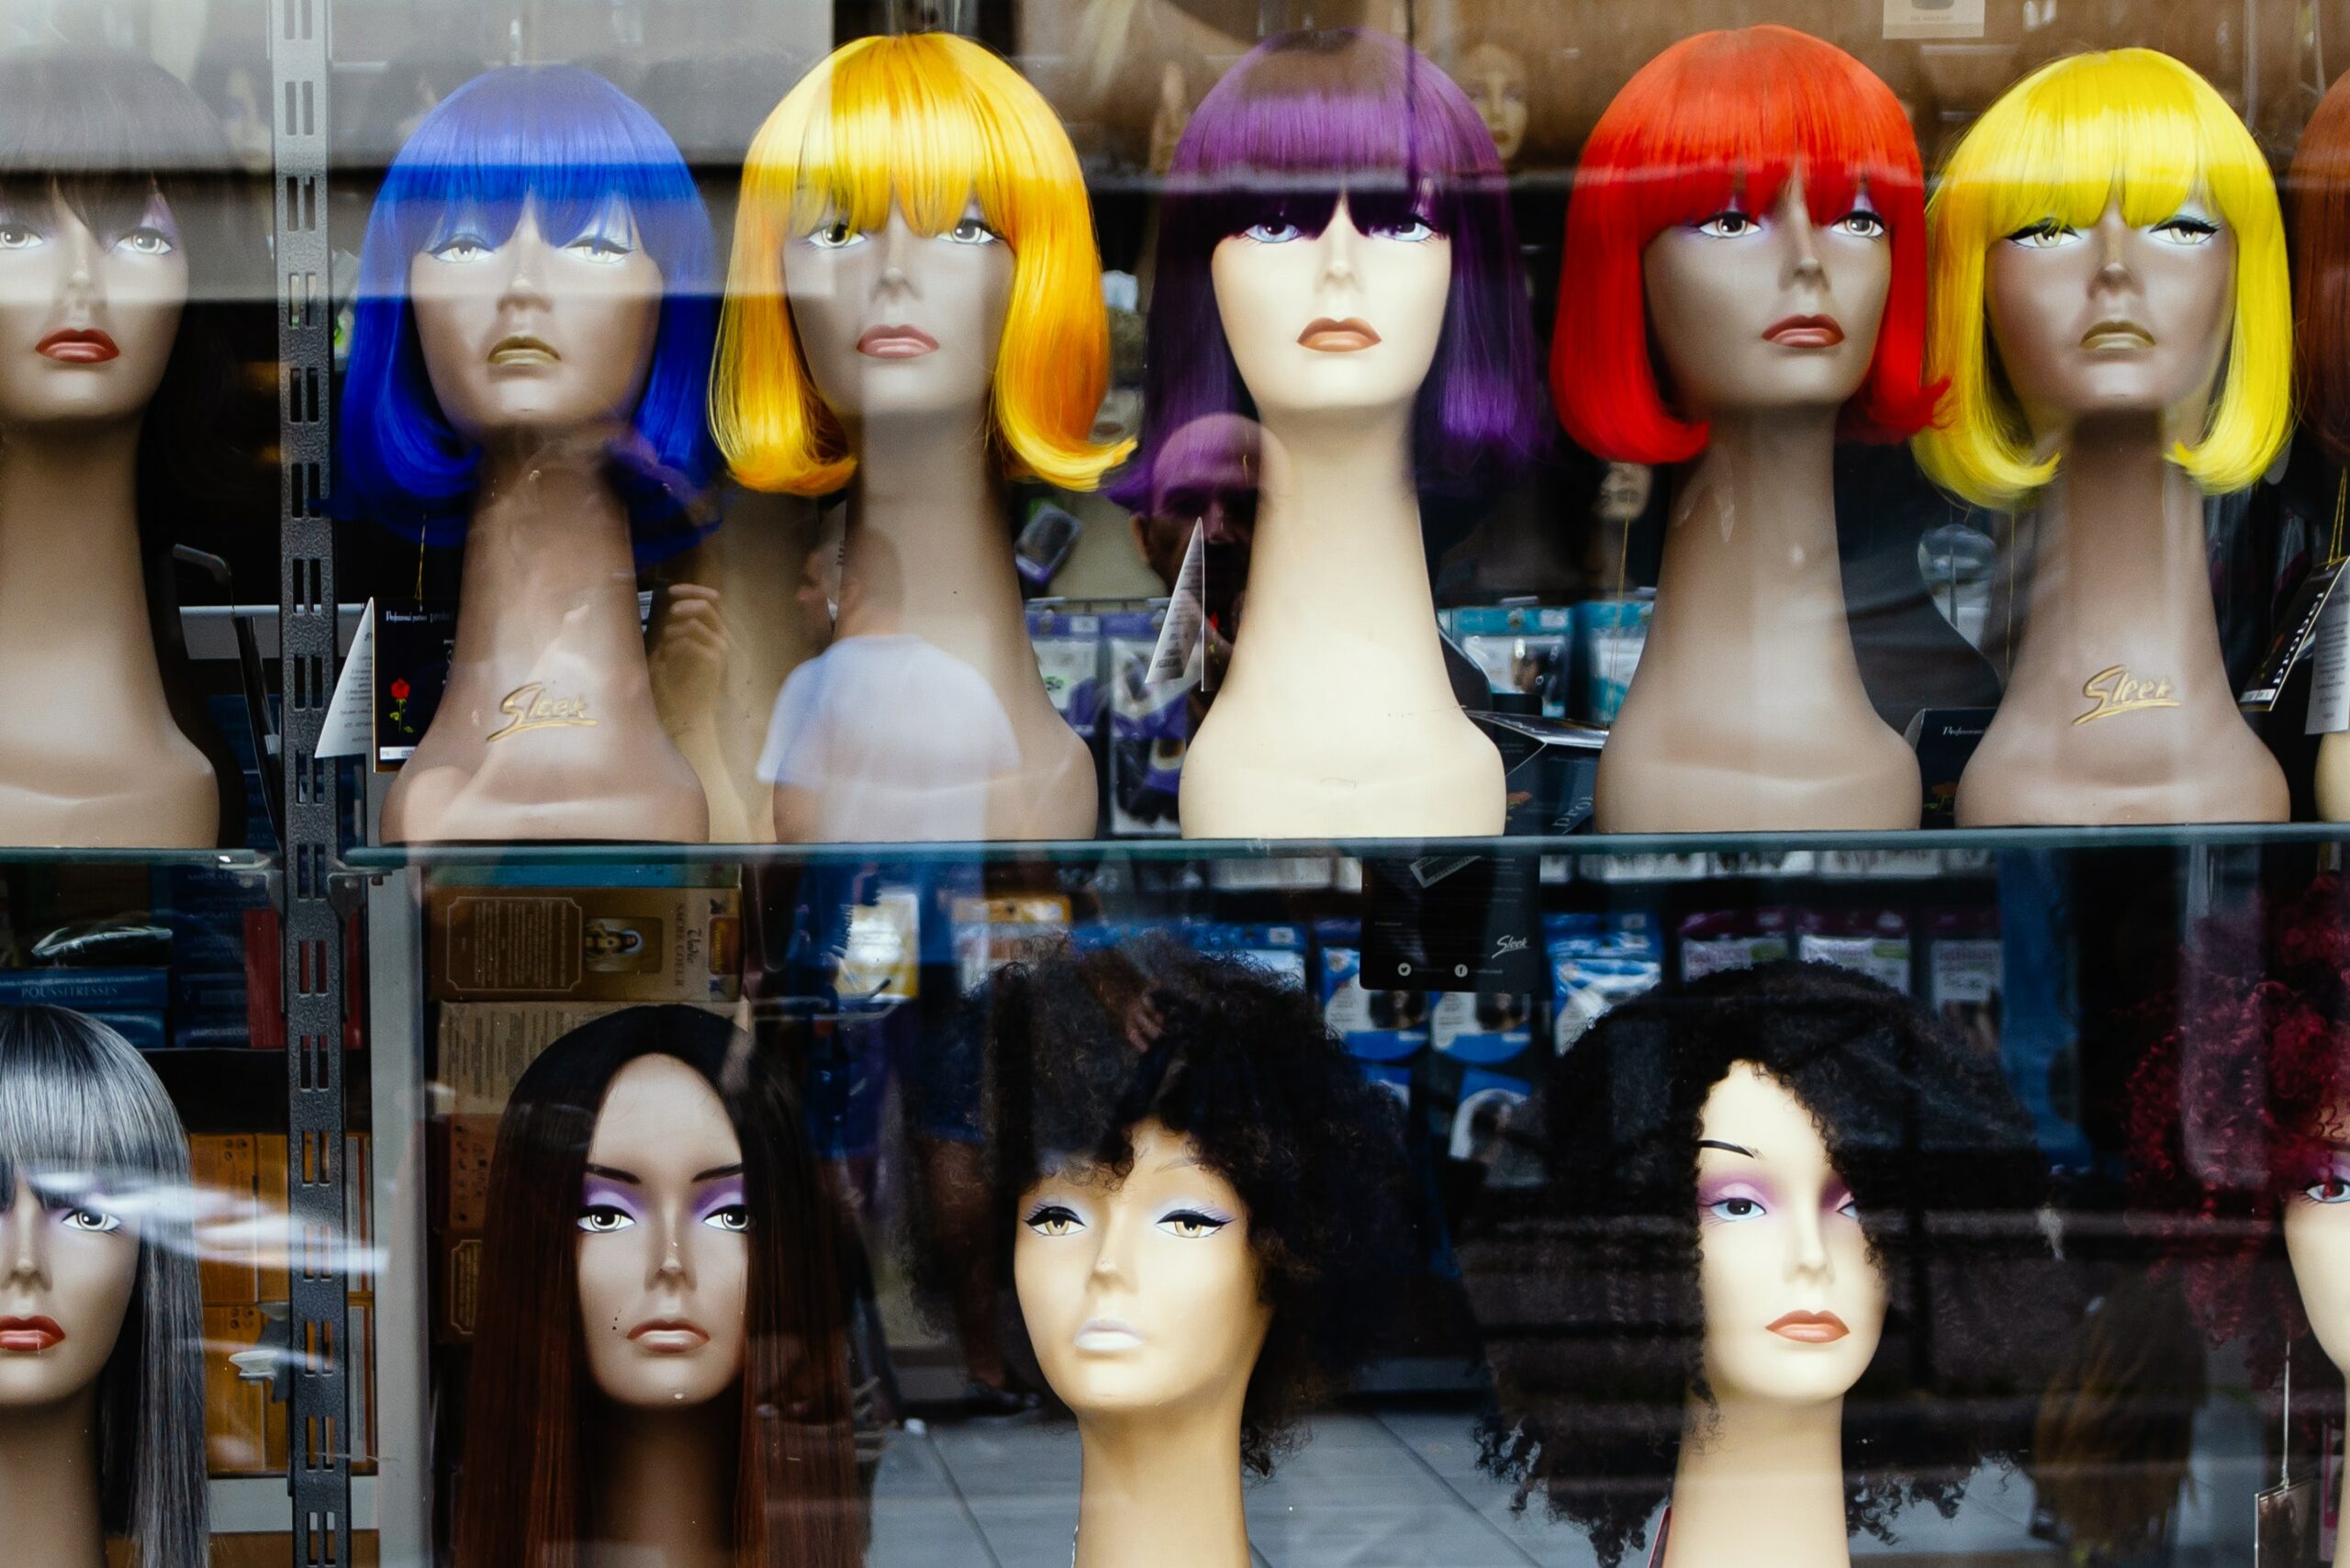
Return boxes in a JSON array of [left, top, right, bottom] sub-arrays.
[[862, 1406, 2228, 1567]]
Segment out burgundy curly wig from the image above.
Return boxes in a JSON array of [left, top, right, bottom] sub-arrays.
[[2125, 875, 2350, 1382]]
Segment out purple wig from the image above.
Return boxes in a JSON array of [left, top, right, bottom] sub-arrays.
[[1113, 29, 1545, 512]]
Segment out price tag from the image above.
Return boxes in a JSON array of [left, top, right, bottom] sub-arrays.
[[1884, 0, 1984, 39], [2310, 583, 2350, 735], [314, 599, 375, 760], [1144, 520, 1207, 690]]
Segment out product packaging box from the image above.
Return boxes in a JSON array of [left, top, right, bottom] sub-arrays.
[[1453, 604, 1573, 718], [1575, 595, 1651, 723], [1315, 920, 1429, 1066], [1545, 913, 1662, 1053], [1103, 608, 1186, 835], [0, 967, 167, 1051], [1677, 907, 1795, 981], [427, 885, 741, 1002], [1028, 609, 1104, 738], [1796, 910, 1913, 995]]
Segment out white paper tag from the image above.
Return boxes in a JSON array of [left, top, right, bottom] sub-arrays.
[[1885, 0, 1984, 39], [2311, 584, 2350, 735], [315, 597, 376, 760], [1145, 521, 1206, 690]]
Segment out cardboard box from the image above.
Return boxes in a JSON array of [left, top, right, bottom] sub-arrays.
[[428, 886, 741, 1002]]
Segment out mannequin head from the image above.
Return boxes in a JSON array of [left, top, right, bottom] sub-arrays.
[[0, 50, 267, 522], [713, 33, 1127, 498], [1914, 49, 2290, 510], [0, 1006, 205, 1568], [1557, 26, 1934, 466], [2288, 73, 2350, 466], [1451, 42, 1529, 167], [340, 66, 719, 554], [2127, 877, 2350, 1394], [983, 936, 1411, 1473], [455, 1006, 856, 1568], [1473, 963, 2057, 1568], [1113, 28, 1543, 510]]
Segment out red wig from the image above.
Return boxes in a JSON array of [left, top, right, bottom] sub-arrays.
[[2126, 877, 2350, 1383], [1553, 26, 1937, 465]]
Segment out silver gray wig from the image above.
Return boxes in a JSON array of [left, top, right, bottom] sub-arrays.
[[0, 1005, 206, 1568]]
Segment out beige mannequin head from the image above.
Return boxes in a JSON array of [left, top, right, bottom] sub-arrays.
[[1642, 171, 1891, 422], [783, 198, 1013, 431], [1694, 1062, 1889, 1406], [1013, 1118, 1272, 1424], [0, 187, 187, 429], [0, 1170, 139, 1409], [1209, 193, 1450, 428], [1984, 198, 2234, 448], [1454, 43, 1529, 166], [576, 1053, 750, 1409], [2282, 1090, 2350, 1375], [407, 196, 664, 448]]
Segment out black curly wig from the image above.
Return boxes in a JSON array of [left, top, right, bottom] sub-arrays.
[[982, 935, 1415, 1474], [1463, 961, 2065, 1568]]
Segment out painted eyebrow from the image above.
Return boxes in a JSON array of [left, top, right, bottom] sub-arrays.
[[693, 1164, 745, 1182], [582, 1164, 641, 1184], [1696, 1139, 1757, 1158]]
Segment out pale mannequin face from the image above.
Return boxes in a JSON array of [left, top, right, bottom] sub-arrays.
[[785, 197, 1013, 430], [1210, 193, 1450, 429], [0, 187, 187, 428], [1694, 1064, 1887, 1409], [1985, 197, 2233, 444], [408, 196, 663, 447], [575, 1055, 751, 1410], [0, 1170, 141, 1410], [1457, 43, 1529, 166], [1642, 171, 1890, 421], [1013, 1119, 1271, 1424], [2282, 1095, 2350, 1375]]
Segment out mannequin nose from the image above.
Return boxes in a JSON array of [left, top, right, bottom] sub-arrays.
[[877, 212, 913, 295], [1088, 1211, 1135, 1285], [1787, 1204, 1831, 1276], [498, 235, 550, 311], [1318, 213, 1360, 287], [650, 1219, 691, 1287], [3, 1180, 48, 1287]]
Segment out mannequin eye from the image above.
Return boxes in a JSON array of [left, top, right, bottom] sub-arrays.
[[1704, 1195, 1767, 1221], [806, 220, 864, 250], [944, 216, 999, 246], [2303, 1176, 2350, 1204], [1833, 210, 1886, 240], [58, 1206, 122, 1233], [1158, 1208, 1231, 1239], [116, 225, 175, 256], [1370, 218, 1438, 243], [700, 1204, 752, 1233], [2151, 215, 2221, 246], [564, 231, 635, 264], [576, 1204, 637, 1234], [0, 221, 47, 250], [1694, 210, 1761, 238], [1241, 219, 1303, 244], [429, 233, 495, 263], [1024, 1203, 1084, 1238], [2006, 220, 2080, 250]]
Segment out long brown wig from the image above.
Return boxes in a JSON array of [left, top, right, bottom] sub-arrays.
[[453, 1005, 859, 1568], [2292, 73, 2350, 467]]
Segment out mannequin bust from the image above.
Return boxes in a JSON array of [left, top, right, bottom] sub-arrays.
[[983, 937, 1410, 1568], [455, 1006, 856, 1568], [1915, 49, 2290, 826], [713, 33, 1128, 843], [2128, 877, 2350, 1546], [0, 1006, 207, 1568], [2284, 75, 2350, 819], [1471, 963, 2059, 1568], [1554, 28, 1933, 833], [1119, 28, 1543, 839], [341, 67, 720, 843], [0, 51, 260, 848]]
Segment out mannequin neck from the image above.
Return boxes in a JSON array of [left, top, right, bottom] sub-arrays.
[[0, 1383, 108, 1568], [585, 1398, 737, 1568], [1220, 404, 1452, 703], [1647, 409, 1854, 664], [2007, 415, 2223, 689], [452, 442, 643, 669], [1073, 1403, 1253, 1568], [836, 410, 1033, 679], [1663, 1390, 1848, 1568], [0, 418, 159, 659]]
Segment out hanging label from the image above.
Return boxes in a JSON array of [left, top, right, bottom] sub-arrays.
[[2311, 583, 2350, 735], [1145, 520, 1207, 690], [2245, 558, 2345, 711], [1884, 0, 1984, 39], [314, 599, 376, 760]]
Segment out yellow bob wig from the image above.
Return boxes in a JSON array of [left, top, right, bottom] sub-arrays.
[[713, 34, 1129, 496], [1914, 49, 2292, 510]]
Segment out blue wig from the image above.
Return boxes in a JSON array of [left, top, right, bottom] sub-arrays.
[[338, 66, 719, 558]]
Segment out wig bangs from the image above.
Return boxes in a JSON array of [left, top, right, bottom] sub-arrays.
[[1919, 49, 2290, 510], [0, 1015, 189, 1208], [341, 65, 719, 554]]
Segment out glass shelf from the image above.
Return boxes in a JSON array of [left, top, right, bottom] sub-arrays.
[[338, 822, 2350, 872], [0, 847, 272, 870]]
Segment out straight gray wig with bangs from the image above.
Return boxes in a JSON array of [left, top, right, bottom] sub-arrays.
[[0, 1006, 206, 1568]]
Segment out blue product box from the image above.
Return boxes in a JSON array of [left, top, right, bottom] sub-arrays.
[[1315, 920, 1428, 1063]]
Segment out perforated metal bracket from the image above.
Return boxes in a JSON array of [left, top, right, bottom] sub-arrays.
[[268, 2, 352, 1565]]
